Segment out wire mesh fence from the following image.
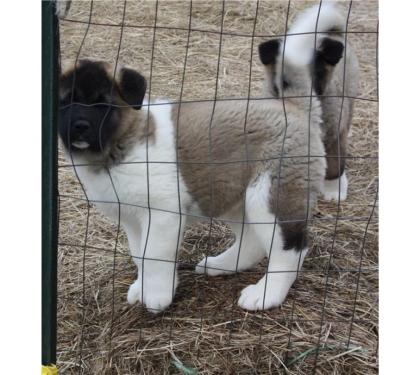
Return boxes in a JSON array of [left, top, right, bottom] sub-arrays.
[[53, 0, 378, 373]]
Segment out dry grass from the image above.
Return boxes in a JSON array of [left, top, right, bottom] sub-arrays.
[[57, 1, 378, 374]]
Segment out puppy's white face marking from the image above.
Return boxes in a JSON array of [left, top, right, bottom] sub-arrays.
[[71, 141, 90, 149]]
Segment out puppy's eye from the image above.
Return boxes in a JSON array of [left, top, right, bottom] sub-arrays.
[[92, 95, 111, 106], [95, 95, 106, 103], [59, 95, 71, 107], [282, 80, 289, 89]]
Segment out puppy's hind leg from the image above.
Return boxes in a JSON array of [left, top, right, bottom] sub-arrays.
[[238, 241, 307, 311], [321, 119, 349, 201], [195, 222, 265, 276], [322, 171, 348, 202], [237, 172, 308, 311]]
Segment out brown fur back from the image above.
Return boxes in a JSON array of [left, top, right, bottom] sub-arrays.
[[173, 99, 326, 219]]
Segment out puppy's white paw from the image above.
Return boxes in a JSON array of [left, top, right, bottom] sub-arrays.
[[144, 287, 174, 314], [322, 172, 348, 202], [195, 256, 234, 276], [238, 279, 288, 311], [127, 279, 141, 305], [127, 278, 174, 313]]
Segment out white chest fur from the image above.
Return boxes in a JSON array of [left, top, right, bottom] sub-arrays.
[[71, 101, 192, 226]]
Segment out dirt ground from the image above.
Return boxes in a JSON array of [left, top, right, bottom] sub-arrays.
[[56, 1, 378, 374]]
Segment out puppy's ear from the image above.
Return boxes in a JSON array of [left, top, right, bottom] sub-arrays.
[[317, 38, 344, 66], [258, 39, 280, 65], [118, 68, 147, 110]]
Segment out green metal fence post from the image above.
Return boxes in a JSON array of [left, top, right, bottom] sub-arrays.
[[42, 0, 59, 369]]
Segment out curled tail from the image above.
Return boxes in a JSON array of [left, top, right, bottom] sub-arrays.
[[284, 3, 345, 66]]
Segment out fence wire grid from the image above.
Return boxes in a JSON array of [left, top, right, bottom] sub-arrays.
[[55, 0, 378, 374]]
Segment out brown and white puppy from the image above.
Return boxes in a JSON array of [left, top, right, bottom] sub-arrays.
[[59, 59, 326, 313], [258, 3, 359, 201]]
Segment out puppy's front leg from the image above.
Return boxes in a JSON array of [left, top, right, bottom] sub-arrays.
[[125, 211, 184, 313]]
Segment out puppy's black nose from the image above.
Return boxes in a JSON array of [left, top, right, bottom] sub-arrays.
[[73, 119, 90, 133]]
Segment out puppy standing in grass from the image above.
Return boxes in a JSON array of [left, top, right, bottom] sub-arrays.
[[259, 3, 359, 201], [58, 5, 346, 313]]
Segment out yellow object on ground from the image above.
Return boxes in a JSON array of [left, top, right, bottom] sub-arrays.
[[42, 365, 58, 375]]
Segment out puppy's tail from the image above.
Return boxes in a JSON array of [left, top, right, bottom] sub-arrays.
[[284, 3, 345, 66]]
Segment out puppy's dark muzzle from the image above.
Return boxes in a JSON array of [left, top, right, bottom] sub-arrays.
[[72, 119, 90, 138]]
